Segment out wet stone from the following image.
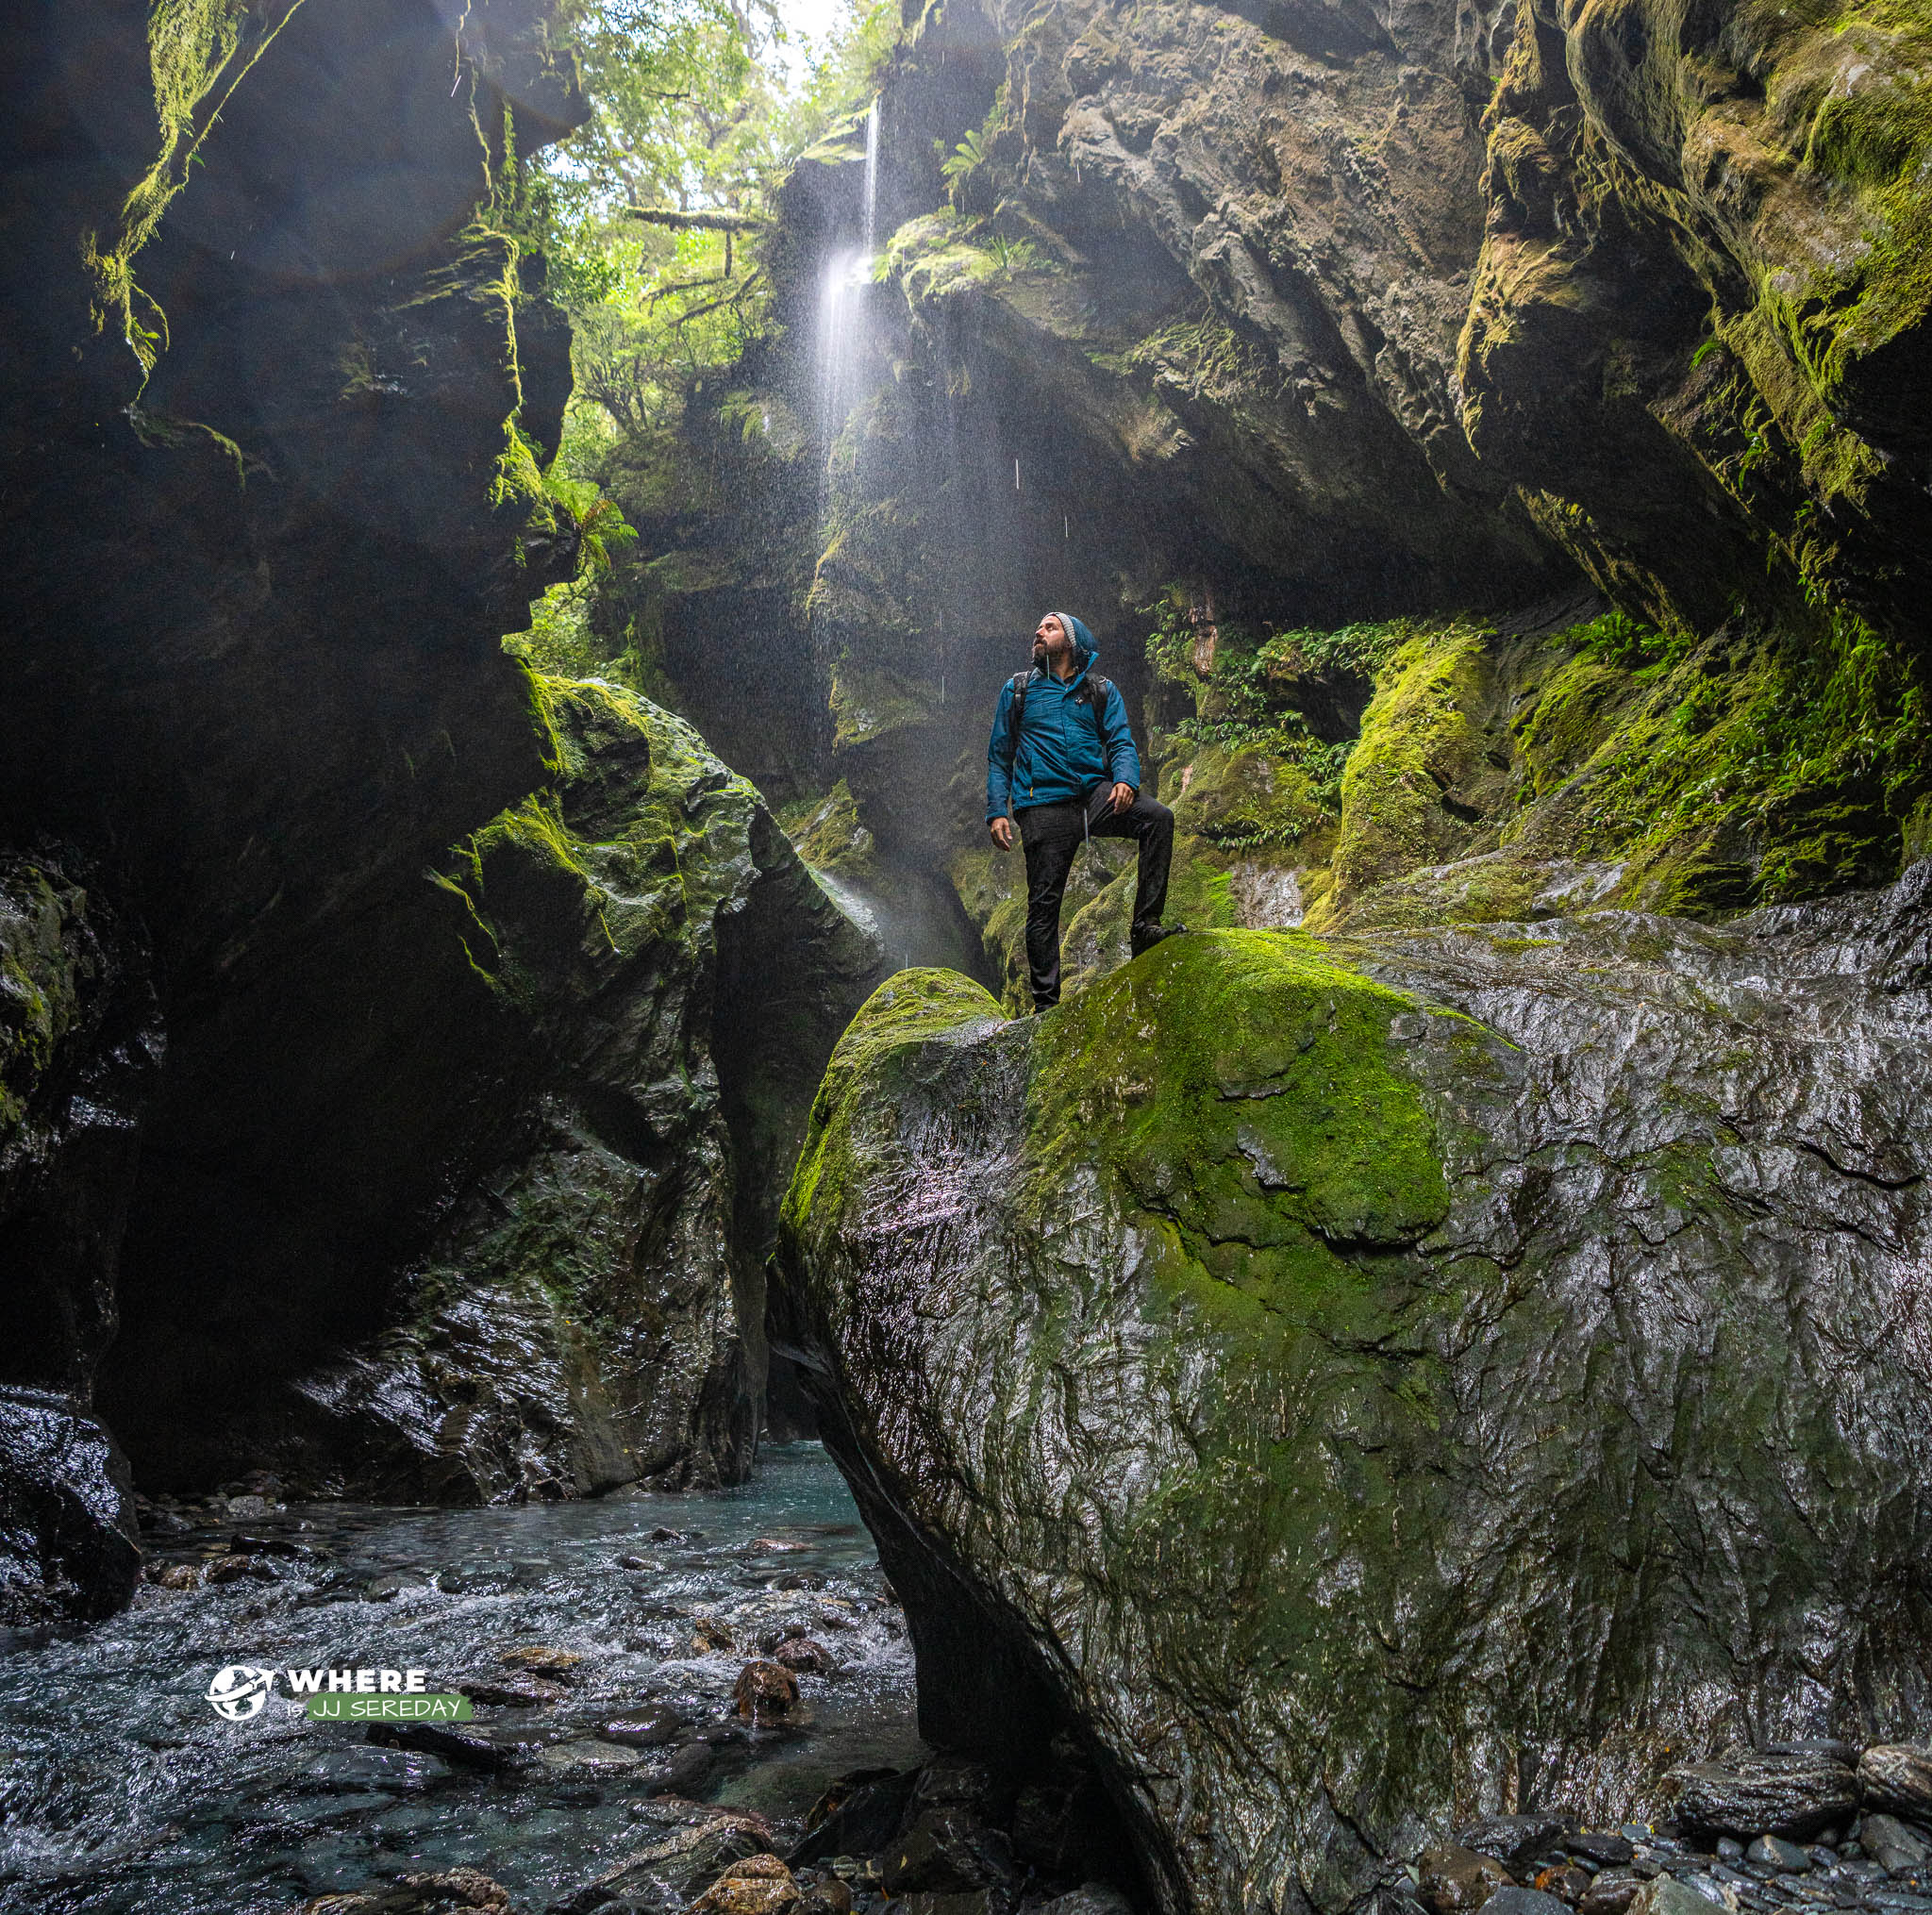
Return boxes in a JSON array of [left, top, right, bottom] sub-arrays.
[[1458, 1817, 1574, 1869], [499, 1642, 584, 1679], [640, 1741, 715, 1796], [302, 1863, 514, 1913], [1477, 1890, 1569, 1915], [691, 1856, 800, 1915], [367, 1721, 552, 1773], [152, 1563, 201, 1590], [1862, 1816, 1931, 1872], [1747, 1837, 1809, 1873], [599, 1706, 683, 1747], [1420, 1845, 1516, 1915], [1664, 1748, 1860, 1840], [1569, 1836, 1639, 1869], [363, 1568, 434, 1601], [1861, 1748, 1932, 1823], [1027, 1890, 1132, 1915], [735, 1660, 802, 1724], [1627, 1879, 1719, 1915], [1533, 1866, 1592, 1903], [774, 1637, 836, 1676], [1578, 1869, 1643, 1915], [539, 1740, 647, 1773], [1716, 1840, 1745, 1864], [880, 1810, 1017, 1898], [457, 1673, 570, 1708], [208, 1554, 278, 1585]]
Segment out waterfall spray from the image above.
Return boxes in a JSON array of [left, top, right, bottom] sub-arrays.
[[814, 98, 887, 525], [863, 97, 879, 257]]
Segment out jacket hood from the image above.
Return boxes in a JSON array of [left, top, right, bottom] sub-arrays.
[[1046, 611, 1098, 678]]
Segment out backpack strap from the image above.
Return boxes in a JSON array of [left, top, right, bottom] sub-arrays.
[[1005, 667, 1120, 777], [1004, 670, 1031, 764], [1085, 674, 1115, 758]]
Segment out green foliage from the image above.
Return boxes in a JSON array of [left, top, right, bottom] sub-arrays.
[[1569, 608, 1932, 901], [1141, 589, 1365, 814], [534, 0, 895, 439], [940, 95, 1005, 208], [1259, 621, 1410, 683]]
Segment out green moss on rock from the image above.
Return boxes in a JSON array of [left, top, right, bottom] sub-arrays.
[[1315, 622, 1499, 924], [1027, 932, 1448, 1327]]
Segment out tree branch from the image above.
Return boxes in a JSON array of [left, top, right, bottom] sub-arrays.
[[625, 207, 767, 232]]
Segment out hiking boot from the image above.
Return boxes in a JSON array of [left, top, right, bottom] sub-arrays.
[[1130, 921, 1188, 958]]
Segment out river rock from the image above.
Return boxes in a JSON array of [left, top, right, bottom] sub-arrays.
[[1479, 1891, 1569, 1915], [734, 1661, 801, 1724], [366, 1722, 552, 1775], [458, 1674, 569, 1708], [792, 1767, 923, 1866], [690, 1856, 799, 1915], [552, 1812, 774, 1914], [152, 1563, 202, 1591], [1419, 1847, 1516, 1915], [692, 1618, 738, 1655], [1863, 1815, 1932, 1872], [1745, 1836, 1809, 1873], [773, 1637, 835, 1676], [1576, 1871, 1642, 1915], [363, 1569, 433, 1601], [600, 1707, 683, 1747], [793, 1870, 854, 1915], [774, 911, 1932, 1915], [540, 1740, 647, 1774], [1665, 1748, 1860, 1841], [1028, 1890, 1133, 1915], [1457, 1819, 1573, 1870], [641, 1741, 715, 1797], [499, 1643, 582, 1680], [1861, 1748, 1932, 1823], [881, 1810, 1018, 1897], [1565, 1835, 1636, 1869], [303, 1865, 515, 1913], [1625, 1880, 1714, 1915]]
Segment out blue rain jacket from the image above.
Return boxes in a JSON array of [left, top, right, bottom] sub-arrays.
[[985, 620, 1141, 822]]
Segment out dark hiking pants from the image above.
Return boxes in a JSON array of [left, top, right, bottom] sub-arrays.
[[1017, 791, 1174, 1009]]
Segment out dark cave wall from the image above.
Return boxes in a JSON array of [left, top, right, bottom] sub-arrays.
[[0, 0, 593, 1608]]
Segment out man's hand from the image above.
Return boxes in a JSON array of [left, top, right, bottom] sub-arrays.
[[1109, 782, 1136, 816], [991, 817, 1015, 850]]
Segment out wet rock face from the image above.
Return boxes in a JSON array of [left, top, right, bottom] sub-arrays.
[[776, 891, 1932, 1915], [0, 2, 588, 1580], [0, 848, 158, 1619], [178, 686, 881, 1501]]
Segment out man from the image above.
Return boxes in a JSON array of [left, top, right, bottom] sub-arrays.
[[986, 610, 1186, 1012]]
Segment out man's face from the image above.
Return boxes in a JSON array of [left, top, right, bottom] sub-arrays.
[[1033, 614, 1067, 660]]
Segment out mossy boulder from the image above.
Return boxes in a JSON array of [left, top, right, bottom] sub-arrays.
[[1313, 623, 1506, 924], [777, 905, 1932, 1915]]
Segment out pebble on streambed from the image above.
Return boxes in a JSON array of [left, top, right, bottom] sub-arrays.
[[1404, 1743, 1932, 1915]]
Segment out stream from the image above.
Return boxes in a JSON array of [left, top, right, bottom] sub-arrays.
[[0, 1443, 920, 1914]]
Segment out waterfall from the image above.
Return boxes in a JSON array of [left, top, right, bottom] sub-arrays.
[[814, 97, 884, 507], [863, 96, 879, 255]]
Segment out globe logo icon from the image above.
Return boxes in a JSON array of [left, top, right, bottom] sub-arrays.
[[206, 1664, 277, 1722]]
